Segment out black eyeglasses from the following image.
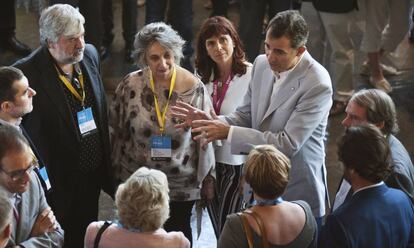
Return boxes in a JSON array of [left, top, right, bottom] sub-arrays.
[[0, 161, 38, 181]]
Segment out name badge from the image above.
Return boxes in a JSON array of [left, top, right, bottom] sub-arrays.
[[77, 107, 97, 135], [38, 166, 52, 191], [151, 135, 172, 161]]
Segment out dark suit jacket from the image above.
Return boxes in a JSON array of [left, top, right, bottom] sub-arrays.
[[387, 134, 414, 203], [332, 135, 414, 211], [21, 125, 52, 195], [13, 44, 115, 221], [319, 184, 414, 248], [0, 0, 15, 33]]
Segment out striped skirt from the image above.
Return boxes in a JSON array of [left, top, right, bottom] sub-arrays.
[[207, 162, 244, 238]]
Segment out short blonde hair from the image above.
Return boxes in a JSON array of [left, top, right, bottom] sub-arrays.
[[115, 167, 170, 231], [244, 145, 291, 199]]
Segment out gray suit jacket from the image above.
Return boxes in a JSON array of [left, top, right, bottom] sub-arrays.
[[224, 52, 332, 217], [6, 172, 64, 247]]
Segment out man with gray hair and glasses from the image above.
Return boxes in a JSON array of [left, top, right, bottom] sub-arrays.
[[0, 125, 63, 247], [333, 89, 414, 210], [0, 191, 12, 248], [13, 4, 114, 247]]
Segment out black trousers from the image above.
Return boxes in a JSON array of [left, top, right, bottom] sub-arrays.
[[50, 0, 103, 49], [53, 171, 101, 248], [145, 0, 194, 58], [164, 200, 195, 246], [239, 0, 292, 62], [211, 0, 229, 17], [0, 0, 15, 35], [102, 0, 137, 47]]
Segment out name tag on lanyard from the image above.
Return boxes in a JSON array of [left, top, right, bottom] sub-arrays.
[[77, 107, 97, 135], [55, 64, 97, 136], [149, 67, 176, 161], [151, 135, 172, 161], [38, 167, 52, 191]]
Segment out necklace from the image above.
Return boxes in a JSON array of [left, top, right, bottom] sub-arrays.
[[252, 197, 283, 206]]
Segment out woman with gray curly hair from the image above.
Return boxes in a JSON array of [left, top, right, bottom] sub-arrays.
[[109, 22, 215, 245], [84, 167, 190, 247]]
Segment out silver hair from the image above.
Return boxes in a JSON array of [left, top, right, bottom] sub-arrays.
[[0, 191, 12, 234], [133, 22, 185, 67], [115, 167, 170, 231], [39, 4, 85, 46], [349, 89, 399, 135]]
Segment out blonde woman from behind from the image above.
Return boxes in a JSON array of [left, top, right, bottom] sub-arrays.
[[84, 167, 190, 248]]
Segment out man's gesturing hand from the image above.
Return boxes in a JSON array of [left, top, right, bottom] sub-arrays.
[[171, 101, 210, 129], [191, 110, 230, 146]]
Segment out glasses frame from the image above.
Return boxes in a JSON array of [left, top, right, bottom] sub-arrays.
[[0, 159, 38, 182]]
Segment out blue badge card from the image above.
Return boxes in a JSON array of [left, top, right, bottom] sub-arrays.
[[39, 166, 51, 191], [151, 135, 172, 161], [77, 107, 97, 135]]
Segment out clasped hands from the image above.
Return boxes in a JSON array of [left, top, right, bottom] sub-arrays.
[[30, 207, 58, 237], [171, 101, 230, 146]]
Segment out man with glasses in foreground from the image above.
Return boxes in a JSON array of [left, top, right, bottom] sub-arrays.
[[0, 125, 63, 247]]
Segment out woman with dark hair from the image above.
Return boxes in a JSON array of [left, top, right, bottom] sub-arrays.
[[195, 16, 252, 237]]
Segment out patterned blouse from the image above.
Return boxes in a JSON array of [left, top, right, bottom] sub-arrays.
[[110, 68, 215, 201]]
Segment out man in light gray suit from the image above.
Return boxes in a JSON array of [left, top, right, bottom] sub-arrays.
[[0, 126, 64, 248], [172, 10, 332, 223], [0, 191, 12, 248]]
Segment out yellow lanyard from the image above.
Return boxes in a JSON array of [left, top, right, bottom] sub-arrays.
[[29, 148, 39, 167], [55, 65, 85, 106], [149, 67, 176, 134]]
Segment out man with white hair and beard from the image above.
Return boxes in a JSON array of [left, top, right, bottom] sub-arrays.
[[13, 4, 115, 247]]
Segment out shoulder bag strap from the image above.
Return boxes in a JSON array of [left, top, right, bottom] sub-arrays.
[[244, 210, 270, 248], [94, 221, 112, 248], [237, 212, 254, 248]]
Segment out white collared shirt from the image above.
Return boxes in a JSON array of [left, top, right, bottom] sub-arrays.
[[0, 118, 21, 130], [270, 54, 304, 104], [353, 181, 384, 196], [227, 54, 304, 144]]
